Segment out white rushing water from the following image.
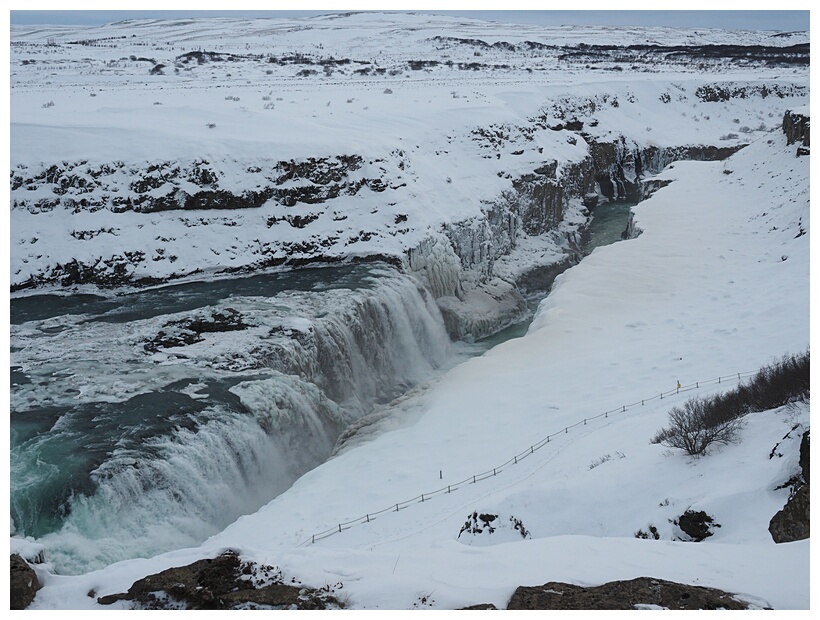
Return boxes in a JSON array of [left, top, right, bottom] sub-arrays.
[[10, 201, 635, 575], [10, 264, 453, 574]]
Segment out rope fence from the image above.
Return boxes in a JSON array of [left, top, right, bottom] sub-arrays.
[[299, 366, 766, 546]]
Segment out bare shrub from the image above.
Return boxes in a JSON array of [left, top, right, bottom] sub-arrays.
[[652, 351, 808, 457], [658, 397, 745, 457]]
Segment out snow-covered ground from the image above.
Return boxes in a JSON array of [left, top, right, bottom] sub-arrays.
[[8, 12, 810, 610], [9, 13, 809, 289], [18, 67, 811, 614]]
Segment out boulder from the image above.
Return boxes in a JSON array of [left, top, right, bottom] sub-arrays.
[[97, 550, 345, 610], [783, 110, 810, 147], [10, 554, 40, 610], [677, 509, 720, 542], [507, 577, 752, 610], [800, 430, 809, 483], [769, 484, 810, 543]]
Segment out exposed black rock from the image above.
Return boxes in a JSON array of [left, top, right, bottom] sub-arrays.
[[783, 109, 810, 147], [10, 554, 40, 610], [144, 308, 249, 352], [769, 484, 811, 543], [769, 484, 810, 543], [800, 430, 810, 483], [507, 577, 753, 610], [676, 509, 720, 542], [768, 428, 810, 543], [97, 551, 346, 610]]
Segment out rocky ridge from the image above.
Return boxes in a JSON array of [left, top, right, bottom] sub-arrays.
[[10, 134, 747, 340]]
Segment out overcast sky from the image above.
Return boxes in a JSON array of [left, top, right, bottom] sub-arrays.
[[8, 7, 811, 32]]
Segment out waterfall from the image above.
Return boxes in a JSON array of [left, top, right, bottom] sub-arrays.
[[10, 266, 452, 574]]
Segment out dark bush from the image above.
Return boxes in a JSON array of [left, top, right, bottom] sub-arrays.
[[652, 351, 809, 456], [654, 396, 745, 456]]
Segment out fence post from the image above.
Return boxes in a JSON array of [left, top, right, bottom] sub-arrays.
[[447, 485, 451, 493], [366, 514, 370, 523], [421, 494, 424, 502], [514, 456, 518, 464], [396, 503, 399, 512], [338, 524, 341, 533], [622, 406, 625, 412], [473, 475, 476, 483], [312, 535, 315, 544], [493, 468, 497, 476]]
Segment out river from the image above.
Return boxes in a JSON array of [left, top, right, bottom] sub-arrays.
[[9, 201, 634, 574]]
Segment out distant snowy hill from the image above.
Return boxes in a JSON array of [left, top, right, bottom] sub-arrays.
[[9, 13, 809, 295], [9, 13, 809, 610]]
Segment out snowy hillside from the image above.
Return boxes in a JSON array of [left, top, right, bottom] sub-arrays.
[[9, 12, 810, 611], [9, 13, 809, 294]]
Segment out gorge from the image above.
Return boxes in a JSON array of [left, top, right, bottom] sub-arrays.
[[9, 12, 810, 610]]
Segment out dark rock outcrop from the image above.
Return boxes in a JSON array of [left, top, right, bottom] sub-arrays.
[[784, 109, 810, 147], [768, 429, 810, 543], [507, 577, 753, 610], [97, 551, 346, 610], [144, 308, 249, 353], [769, 484, 810, 543], [589, 138, 745, 203], [677, 509, 721, 542], [640, 177, 674, 201], [512, 161, 569, 235], [10, 554, 40, 610], [11, 155, 374, 216], [800, 430, 810, 483]]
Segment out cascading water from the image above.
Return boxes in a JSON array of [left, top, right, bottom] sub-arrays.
[[10, 200, 635, 575], [10, 264, 452, 574]]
